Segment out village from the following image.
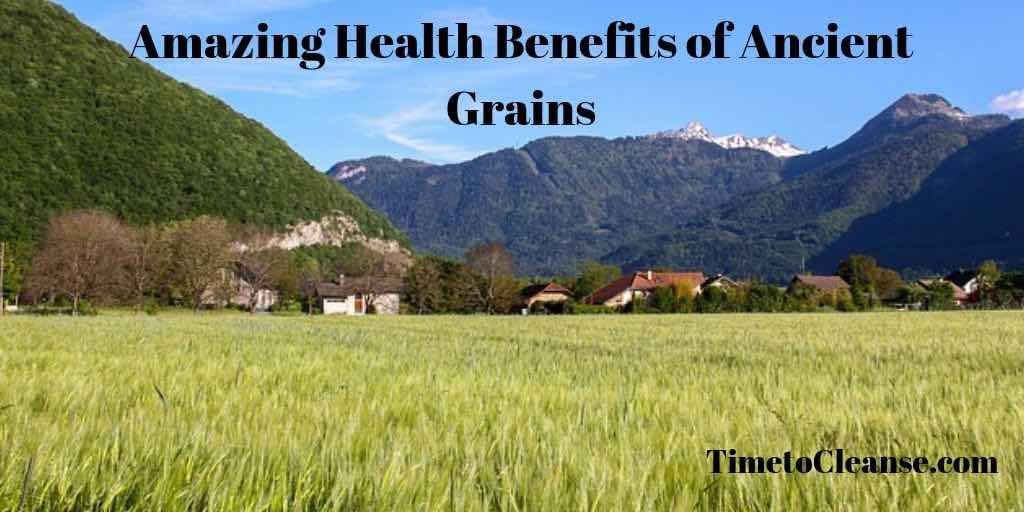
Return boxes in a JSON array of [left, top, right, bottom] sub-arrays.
[[4, 210, 1021, 317]]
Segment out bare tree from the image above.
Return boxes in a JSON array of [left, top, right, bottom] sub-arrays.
[[464, 242, 518, 314], [27, 210, 131, 315], [235, 231, 287, 313], [162, 216, 233, 311], [122, 225, 163, 310]]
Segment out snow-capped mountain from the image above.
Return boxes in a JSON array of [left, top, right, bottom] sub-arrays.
[[649, 121, 806, 158]]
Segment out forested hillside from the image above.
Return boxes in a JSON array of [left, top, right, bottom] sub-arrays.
[[0, 0, 406, 280], [602, 95, 1011, 280], [332, 137, 784, 274], [813, 120, 1024, 273]]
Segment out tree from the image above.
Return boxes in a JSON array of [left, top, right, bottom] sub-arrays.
[[236, 231, 288, 313], [745, 282, 788, 312], [464, 242, 517, 314], [404, 257, 443, 314], [696, 286, 729, 313], [573, 261, 621, 300], [873, 268, 905, 301], [836, 254, 903, 308], [837, 255, 880, 289], [26, 210, 131, 315], [651, 286, 676, 313], [925, 282, 956, 311], [976, 260, 1002, 298], [162, 216, 233, 311], [896, 284, 928, 307], [294, 256, 323, 315], [122, 225, 163, 310]]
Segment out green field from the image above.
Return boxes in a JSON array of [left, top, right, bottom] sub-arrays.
[[1, 312, 1022, 510]]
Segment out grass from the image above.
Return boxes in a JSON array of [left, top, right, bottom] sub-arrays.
[[0, 311, 1022, 510]]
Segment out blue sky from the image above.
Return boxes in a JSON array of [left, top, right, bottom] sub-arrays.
[[59, 0, 1024, 170]]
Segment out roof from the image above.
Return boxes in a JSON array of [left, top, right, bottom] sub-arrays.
[[917, 278, 969, 301], [584, 271, 704, 305], [521, 282, 573, 300], [702, 274, 739, 289], [316, 276, 404, 298], [944, 270, 978, 288], [791, 275, 850, 293]]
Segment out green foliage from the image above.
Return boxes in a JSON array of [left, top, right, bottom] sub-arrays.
[[832, 254, 904, 310], [694, 286, 730, 313], [335, 137, 783, 275], [817, 120, 1024, 273], [977, 261, 1002, 294], [925, 282, 957, 311], [0, 1, 406, 280], [650, 286, 676, 313], [291, 244, 378, 279], [598, 101, 1010, 281], [402, 256, 483, 314], [572, 261, 622, 300], [745, 283, 789, 312], [563, 302, 617, 315]]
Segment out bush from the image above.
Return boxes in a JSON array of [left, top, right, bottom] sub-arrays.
[[565, 302, 617, 315], [76, 299, 98, 316]]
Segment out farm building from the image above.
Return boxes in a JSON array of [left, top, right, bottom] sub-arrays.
[[917, 278, 970, 307], [788, 275, 850, 295], [583, 270, 704, 308], [702, 274, 740, 291], [316, 275, 403, 315], [944, 270, 981, 302], [520, 282, 573, 309]]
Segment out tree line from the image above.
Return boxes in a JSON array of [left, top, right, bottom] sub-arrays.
[[6, 210, 1024, 316], [15, 209, 404, 315]]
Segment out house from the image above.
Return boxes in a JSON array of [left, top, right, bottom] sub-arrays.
[[788, 275, 850, 295], [316, 275, 403, 315], [702, 274, 740, 291], [231, 263, 279, 312], [199, 266, 279, 311], [917, 278, 969, 307], [583, 270, 704, 308], [944, 270, 980, 301], [520, 282, 573, 309]]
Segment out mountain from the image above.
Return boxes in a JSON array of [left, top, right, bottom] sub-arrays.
[[649, 122, 806, 158], [611, 94, 1011, 280], [812, 119, 1024, 274], [330, 137, 784, 274], [0, 0, 407, 265], [331, 93, 1012, 279]]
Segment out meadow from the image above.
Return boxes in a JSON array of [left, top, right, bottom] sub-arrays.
[[0, 312, 1021, 511]]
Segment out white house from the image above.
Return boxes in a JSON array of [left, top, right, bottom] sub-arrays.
[[316, 275, 403, 315]]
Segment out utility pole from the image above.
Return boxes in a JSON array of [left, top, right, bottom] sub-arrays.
[[0, 241, 5, 317]]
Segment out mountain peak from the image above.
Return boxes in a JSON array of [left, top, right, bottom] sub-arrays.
[[649, 122, 806, 158], [886, 93, 968, 120]]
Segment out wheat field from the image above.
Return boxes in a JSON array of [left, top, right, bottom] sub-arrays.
[[0, 312, 1022, 510]]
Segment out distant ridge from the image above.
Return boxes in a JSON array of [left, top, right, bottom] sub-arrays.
[[331, 93, 1015, 279]]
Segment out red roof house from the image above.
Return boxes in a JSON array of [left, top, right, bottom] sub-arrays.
[[583, 270, 705, 308]]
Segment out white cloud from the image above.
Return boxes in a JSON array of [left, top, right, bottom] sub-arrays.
[[365, 103, 482, 163], [992, 89, 1024, 117]]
